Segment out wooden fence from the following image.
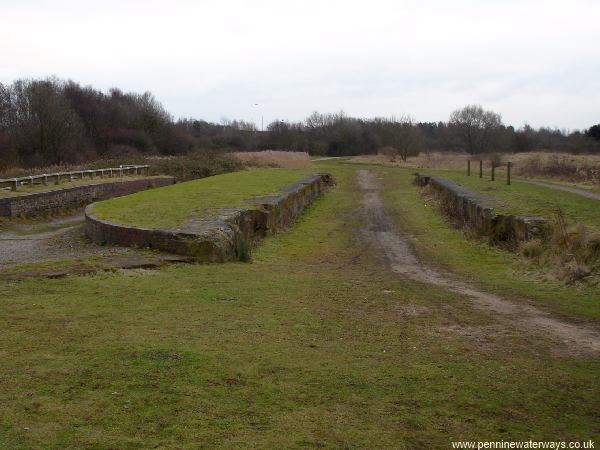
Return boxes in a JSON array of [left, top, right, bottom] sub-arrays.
[[468, 159, 512, 185]]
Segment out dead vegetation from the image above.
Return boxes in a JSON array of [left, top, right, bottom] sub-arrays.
[[352, 152, 471, 170], [509, 152, 600, 185], [353, 151, 600, 187], [232, 150, 311, 168]]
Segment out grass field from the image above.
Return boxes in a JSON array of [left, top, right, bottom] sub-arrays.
[[92, 168, 311, 229], [1, 161, 598, 448]]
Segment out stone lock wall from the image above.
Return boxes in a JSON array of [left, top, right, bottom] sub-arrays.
[[85, 174, 334, 262], [0, 177, 175, 218], [415, 173, 547, 243]]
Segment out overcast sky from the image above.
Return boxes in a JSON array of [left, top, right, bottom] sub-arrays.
[[1, 0, 599, 130]]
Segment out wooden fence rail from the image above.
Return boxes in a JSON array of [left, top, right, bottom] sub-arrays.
[[0, 165, 150, 192]]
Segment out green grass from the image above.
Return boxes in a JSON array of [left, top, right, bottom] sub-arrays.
[[0, 163, 599, 448], [92, 168, 312, 229], [424, 169, 600, 232], [374, 165, 600, 320]]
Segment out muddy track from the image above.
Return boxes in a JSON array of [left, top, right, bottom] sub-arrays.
[[357, 170, 600, 356]]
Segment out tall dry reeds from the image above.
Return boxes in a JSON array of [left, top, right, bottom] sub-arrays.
[[351, 152, 471, 170], [509, 152, 600, 185], [232, 151, 311, 168]]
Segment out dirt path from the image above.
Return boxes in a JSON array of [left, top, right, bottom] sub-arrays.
[[0, 213, 128, 266], [521, 179, 600, 201], [357, 169, 600, 356]]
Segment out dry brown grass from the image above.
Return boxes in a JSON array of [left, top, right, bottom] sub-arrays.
[[351, 152, 472, 170], [232, 150, 311, 168], [353, 151, 600, 186], [508, 152, 600, 185]]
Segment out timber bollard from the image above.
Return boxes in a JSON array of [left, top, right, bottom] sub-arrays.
[[491, 161, 495, 181], [479, 160, 483, 178], [507, 162, 511, 185], [467, 159, 471, 176]]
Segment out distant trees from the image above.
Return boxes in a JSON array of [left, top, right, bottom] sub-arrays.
[[375, 116, 423, 161], [0, 77, 250, 169], [0, 78, 90, 167], [586, 124, 600, 141], [1, 76, 599, 170], [449, 104, 503, 154]]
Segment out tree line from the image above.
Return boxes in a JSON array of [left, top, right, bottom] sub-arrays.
[[1, 77, 599, 169]]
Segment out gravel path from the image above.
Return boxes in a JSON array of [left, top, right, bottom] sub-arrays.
[[0, 213, 128, 266], [520, 179, 600, 201]]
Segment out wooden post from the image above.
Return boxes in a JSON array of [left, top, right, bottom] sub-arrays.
[[507, 162, 511, 185], [491, 161, 495, 181], [55, 175, 60, 185], [467, 159, 471, 176], [11, 179, 18, 191], [479, 160, 483, 178], [43, 175, 48, 186]]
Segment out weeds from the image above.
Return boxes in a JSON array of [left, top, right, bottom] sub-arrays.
[[511, 152, 600, 185]]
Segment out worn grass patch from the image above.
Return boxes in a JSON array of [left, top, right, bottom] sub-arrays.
[[91, 168, 312, 229]]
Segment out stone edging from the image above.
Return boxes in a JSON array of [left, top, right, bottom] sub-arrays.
[[0, 177, 175, 217], [85, 174, 335, 262], [415, 173, 547, 243]]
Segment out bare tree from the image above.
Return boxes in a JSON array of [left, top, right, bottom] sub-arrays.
[[380, 115, 423, 162], [449, 104, 502, 154]]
